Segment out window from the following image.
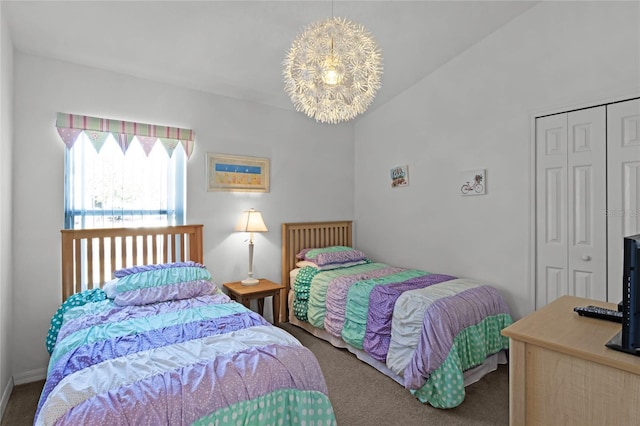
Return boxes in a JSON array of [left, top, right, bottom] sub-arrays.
[[56, 113, 194, 230], [65, 133, 186, 229]]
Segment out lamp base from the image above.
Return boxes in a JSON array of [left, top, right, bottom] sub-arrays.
[[241, 278, 259, 286]]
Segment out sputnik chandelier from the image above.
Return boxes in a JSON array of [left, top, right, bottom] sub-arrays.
[[283, 15, 383, 124]]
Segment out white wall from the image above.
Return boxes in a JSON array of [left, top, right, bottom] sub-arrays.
[[11, 0, 639, 384], [11, 52, 354, 381], [354, 1, 640, 320], [0, 1, 14, 415]]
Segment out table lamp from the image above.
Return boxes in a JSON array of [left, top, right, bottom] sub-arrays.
[[235, 208, 268, 285]]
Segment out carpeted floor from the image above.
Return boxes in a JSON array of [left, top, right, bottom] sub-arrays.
[[2, 323, 509, 425], [1, 379, 43, 426]]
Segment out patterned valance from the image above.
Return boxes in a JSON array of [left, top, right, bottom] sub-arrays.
[[55, 113, 195, 158]]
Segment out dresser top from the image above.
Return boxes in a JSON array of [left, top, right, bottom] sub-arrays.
[[502, 295, 640, 374]]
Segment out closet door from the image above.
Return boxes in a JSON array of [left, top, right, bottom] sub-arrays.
[[607, 99, 640, 303], [567, 107, 606, 302], [536, 114, 568, 308], [536, 106, 606, 308]]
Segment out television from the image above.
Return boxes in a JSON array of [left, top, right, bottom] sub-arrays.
[[606, 233, 640, 356]]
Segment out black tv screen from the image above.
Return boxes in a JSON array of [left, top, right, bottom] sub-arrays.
[[606, 233, 640, 356]]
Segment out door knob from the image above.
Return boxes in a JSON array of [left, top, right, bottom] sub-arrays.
[[581, 255, 591, 261]]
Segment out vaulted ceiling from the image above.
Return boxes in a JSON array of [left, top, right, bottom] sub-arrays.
[[4, 0, 538, 119]]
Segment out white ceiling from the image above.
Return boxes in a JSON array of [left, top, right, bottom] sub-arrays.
[[3, 0, 538, 119]]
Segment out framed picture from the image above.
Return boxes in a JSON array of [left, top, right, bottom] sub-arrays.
[[460, 169, 486, 196], [207, 153, 270, 192], [390, 165, 409, 188]]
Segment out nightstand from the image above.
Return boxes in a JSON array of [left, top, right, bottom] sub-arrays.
[[223, 278, 285, 326]]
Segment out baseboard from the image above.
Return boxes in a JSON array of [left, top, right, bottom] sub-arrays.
[[13, 367, 46, 385], [0, 376, 14, 421]]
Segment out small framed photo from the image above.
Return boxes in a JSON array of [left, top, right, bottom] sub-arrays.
[[460, 169, 486, 195], [391, 165, 409, 188], [207, 153, 270, 193]]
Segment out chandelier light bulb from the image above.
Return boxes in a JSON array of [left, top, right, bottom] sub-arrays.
[[322, 56, 342, 86], [322, 67, 340, 85], [283, 16, 383, 124]]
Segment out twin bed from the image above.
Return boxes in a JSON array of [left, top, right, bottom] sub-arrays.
[[38, 221, 512, 425], [282, 221, 512, 409], [37, 225, 335, 426]]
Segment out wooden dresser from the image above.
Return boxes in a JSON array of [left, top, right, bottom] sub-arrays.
[[501, 295, 640, 426]]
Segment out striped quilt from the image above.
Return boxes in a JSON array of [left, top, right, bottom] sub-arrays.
[[293, 262, 512, 408], [36, 293, 336, 426]]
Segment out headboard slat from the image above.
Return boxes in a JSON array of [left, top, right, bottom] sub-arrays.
[[73, 239, 82, 289], [98, 238, 106, 285], [152, 235, 158, 264], [110, 236, 116, 277], [61, 225, 204, 301], [132, 236, 139, 265], [119, 236, 126, 270], [87, 239, 95, 290], [162, 235, 171, 262]]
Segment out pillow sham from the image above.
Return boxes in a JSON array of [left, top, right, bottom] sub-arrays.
[[296, 259, 368, 271], [296, 246, 368, 267], [109, 262, 216, 306], [113, 261, 204, 277], [295, 248, 312, 260], [102, 278, 118, 299]]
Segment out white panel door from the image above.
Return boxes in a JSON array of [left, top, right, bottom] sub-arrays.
[[607, 98, 640, 303], [567, 107, 606, 301], [536, 114, 569, 308], [536, 106, 606, 308]]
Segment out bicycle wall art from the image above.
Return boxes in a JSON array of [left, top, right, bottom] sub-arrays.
[[460, 169, 486, 196]]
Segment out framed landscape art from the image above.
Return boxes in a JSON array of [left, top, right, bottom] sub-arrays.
[[207, 153, 270, 193]]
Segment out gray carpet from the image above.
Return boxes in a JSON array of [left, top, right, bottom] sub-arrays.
[[1, 323, 509, 426], [1, 379, 43, 426]]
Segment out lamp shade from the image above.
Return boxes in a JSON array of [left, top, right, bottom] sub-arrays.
[[235, 209, 268, 233]]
